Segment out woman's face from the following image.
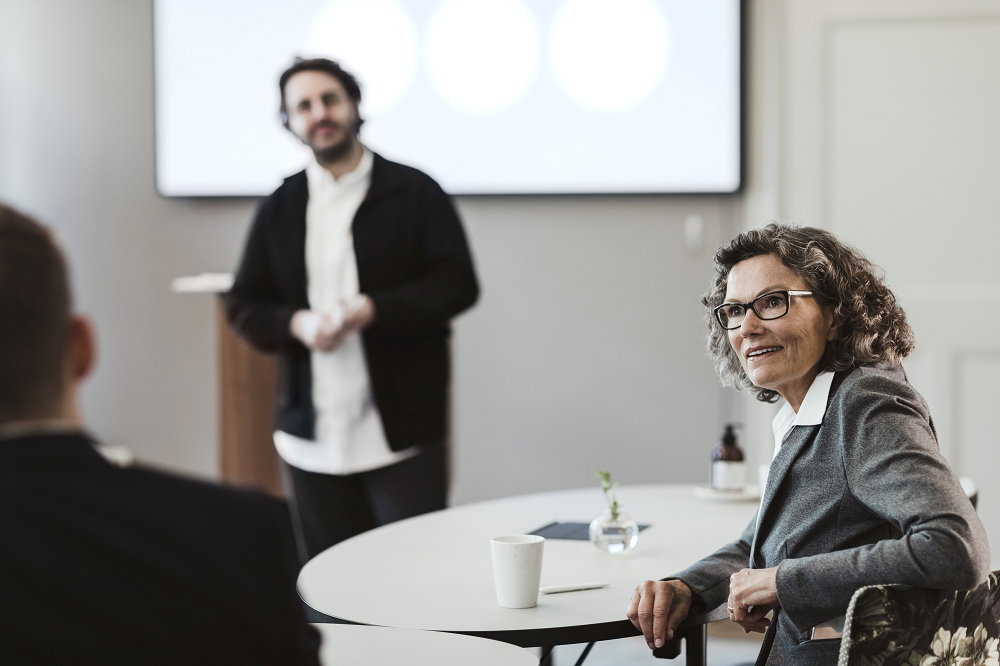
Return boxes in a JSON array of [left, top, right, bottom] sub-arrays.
[[725, 254, 838, 410]]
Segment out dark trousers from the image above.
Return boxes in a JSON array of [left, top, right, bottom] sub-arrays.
[[280, 440, 447, 564]]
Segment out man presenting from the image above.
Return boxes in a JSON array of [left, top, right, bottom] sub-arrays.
[[0, 204, 320, 664], [226, 58, 479, 561]]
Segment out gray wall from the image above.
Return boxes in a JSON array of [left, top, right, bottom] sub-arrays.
[[0, 0, 743, 503], [451, 197, 737, 502], [0, 0, 252, 476]]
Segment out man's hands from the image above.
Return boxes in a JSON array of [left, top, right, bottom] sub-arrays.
[[727, 567, 780, 634], [341, 295, 375, 333], [289, 296, 376, 352], [627, 579, 693, 650]]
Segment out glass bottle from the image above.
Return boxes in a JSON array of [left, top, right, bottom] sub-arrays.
[[711, 424, 745, 491]]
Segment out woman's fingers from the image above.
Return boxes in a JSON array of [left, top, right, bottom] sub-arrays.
[[732, 601, 778, 634], [626, 580, 692, 649], [739, 617, 771, 634], [664, 595, 689, 641], [729, 567, 779, 610], [626, 582, 657, 647], [728, 569, 780, 634], [745, 604, 774, 623], [626, 587, 641, 631], [651, 590, 670, 647], [728, 573, 750, 622], [638, 583, 659, 647]]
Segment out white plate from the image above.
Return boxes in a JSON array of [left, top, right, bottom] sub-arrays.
[[693, 485, 761, 502]]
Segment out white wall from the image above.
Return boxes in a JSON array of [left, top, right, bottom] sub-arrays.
[[748, 0, 1000, 567], [0, 0, 253, 477], [0, 0, 747, 503], [451, 196, 740, 502]]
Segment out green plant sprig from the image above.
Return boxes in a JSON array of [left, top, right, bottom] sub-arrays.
[[597, 470, 621, 521]]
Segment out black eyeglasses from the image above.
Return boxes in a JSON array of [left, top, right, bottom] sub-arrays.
[[714, 290, 814, 330]]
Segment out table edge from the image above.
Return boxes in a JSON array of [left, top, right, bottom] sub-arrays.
[[304, 592, 642, 649]]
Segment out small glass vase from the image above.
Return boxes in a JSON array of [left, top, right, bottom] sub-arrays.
[[589, 511, 639, 554]]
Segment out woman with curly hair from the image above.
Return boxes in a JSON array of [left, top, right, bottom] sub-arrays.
[[627, 224, 990, 665]]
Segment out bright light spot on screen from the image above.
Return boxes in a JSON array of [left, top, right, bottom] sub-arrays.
[[424, 0, 541, 116], [306, 0, 419, 116], [549, 0, 670, 114]]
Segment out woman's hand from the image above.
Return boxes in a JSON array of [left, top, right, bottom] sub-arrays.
[[727, 567, 780, 633], [626, 579, 693, 649]]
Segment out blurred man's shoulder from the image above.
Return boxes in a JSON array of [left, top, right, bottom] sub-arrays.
[[118, 461, 289, 534]]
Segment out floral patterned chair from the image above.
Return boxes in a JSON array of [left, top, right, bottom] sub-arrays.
[[839, 571, 1000, 666]]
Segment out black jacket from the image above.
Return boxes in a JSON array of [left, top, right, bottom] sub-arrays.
[[225, 154, 479, 450], [0, 433, 320, 665]]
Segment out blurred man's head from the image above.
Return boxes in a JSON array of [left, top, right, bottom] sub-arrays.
[[0, 205, 93, 425], [279, 58, 363, 164]]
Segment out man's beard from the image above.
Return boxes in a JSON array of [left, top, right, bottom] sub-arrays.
[[307, 119, 359, 165]]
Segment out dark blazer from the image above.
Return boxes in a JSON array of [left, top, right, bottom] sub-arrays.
[[225, 153, 479, 450], [0, 433, 321, 666], [671, 363, 990, 666]]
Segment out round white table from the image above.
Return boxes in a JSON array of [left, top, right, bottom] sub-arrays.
[[299, 484, 759, 649], [313, 624, 538, 665]]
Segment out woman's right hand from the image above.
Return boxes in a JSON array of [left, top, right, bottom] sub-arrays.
[[626, 579, 693, 649], [728, 567, 779, 634]]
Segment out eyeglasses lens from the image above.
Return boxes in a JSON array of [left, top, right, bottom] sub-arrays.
[[717, 304, 744, 329], [755, 292, 789, 320], [717, 292, 790, 330]]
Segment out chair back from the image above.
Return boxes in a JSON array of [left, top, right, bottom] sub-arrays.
[[839, 571, 1000, 666]]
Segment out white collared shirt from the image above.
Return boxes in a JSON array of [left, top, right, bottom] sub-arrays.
[[273, 149, 418, 475], [765, 370, 845, 638], [770, 371, 836, 460], [757, 371, 835, 524]]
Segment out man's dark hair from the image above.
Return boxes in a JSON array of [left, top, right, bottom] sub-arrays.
[[278, 57, 363, 128], [0, 204, 72, 421]]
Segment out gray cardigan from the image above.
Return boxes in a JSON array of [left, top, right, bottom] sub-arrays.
[[671, 363, 990, 665]]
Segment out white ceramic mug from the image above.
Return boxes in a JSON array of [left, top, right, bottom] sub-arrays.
[[490, 535, 545, 609]]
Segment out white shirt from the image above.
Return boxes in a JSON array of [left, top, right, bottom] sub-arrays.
[[765, 370, 845, 639], [770, 371, 836, 460], [273, 149, 418, 475], [757, 371, 835, 523]]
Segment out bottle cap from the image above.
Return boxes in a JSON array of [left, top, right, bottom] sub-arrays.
[[722, 423, 739, 447]]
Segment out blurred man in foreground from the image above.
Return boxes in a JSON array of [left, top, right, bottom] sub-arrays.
[[0, 204, 320, 665]]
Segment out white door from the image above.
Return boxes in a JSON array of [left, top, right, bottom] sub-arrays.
[[743, 0, 1000, 566]]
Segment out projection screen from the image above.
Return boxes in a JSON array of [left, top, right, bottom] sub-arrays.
[[154, 0, 742, 196]]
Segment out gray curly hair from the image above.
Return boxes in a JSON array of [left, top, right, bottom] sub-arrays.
[[703, 223, 915, 403]]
